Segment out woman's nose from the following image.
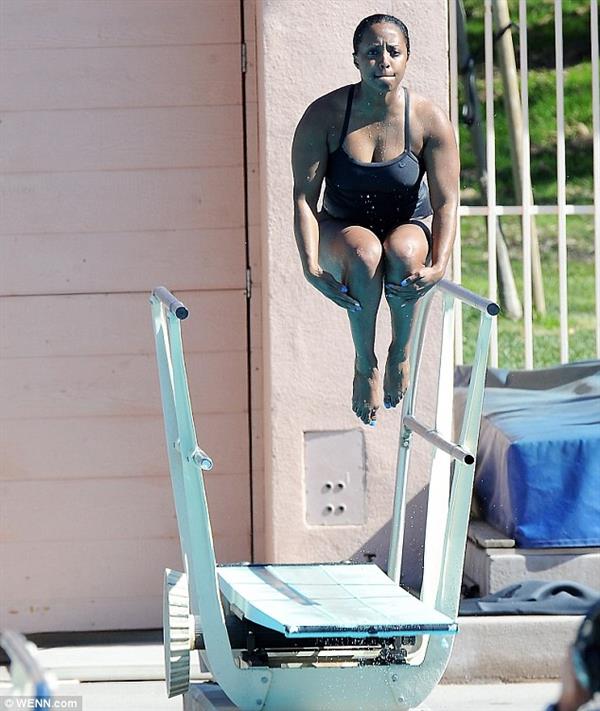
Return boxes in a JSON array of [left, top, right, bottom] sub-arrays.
[[378, 50, 390, 67]]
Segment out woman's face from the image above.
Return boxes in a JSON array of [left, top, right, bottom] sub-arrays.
[[354, 22, 409, 93]]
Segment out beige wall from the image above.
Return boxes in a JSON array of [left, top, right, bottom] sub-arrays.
[[256, 0, 449, 586], [0, 0, 252, 633]]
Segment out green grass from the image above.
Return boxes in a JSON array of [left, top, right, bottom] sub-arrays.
[[461, 0, 593, 68], [460, 217, 597, 368], [459, 63, 596, 205], [457, 0, 597, 369]]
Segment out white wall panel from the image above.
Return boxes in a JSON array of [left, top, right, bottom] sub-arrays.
[[0, 0, 251, 632], [0, 106, 243, 173], [0, 168, 244, 235], [0, 0, 240, 49], [0, 45, 242, 111], [0, 232, 246, 295]]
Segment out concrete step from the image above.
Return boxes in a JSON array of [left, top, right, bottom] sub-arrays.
[[464, 521, 600, 597]]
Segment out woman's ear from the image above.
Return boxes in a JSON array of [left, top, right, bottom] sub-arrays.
[[353, 52, 359, 68]]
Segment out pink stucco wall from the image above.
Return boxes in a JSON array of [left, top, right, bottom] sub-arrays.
[[255, 0, 449, 586]]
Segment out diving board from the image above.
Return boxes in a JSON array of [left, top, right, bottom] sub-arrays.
[[150, 281, 497, 710], [218, 563, 457, 638]]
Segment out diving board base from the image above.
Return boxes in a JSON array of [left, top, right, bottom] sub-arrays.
[[184, 682, 237, 711]]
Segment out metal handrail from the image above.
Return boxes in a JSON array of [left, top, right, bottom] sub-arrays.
[[403, 415, 474, 465], [0, 631, 53, 699], [152, 286, 189, 320], [438, 279, 499, 315], [387, 279, 498, 624]]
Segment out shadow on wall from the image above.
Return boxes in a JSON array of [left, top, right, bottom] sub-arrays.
[[352, 486, 430, 592]]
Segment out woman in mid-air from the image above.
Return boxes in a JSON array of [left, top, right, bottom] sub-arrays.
[[292, 13, 459, 426]]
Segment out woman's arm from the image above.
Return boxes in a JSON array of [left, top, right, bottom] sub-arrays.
[[423, 103, 460, 279], [291, 102, 327, 276], [291, 100, 361, 310]]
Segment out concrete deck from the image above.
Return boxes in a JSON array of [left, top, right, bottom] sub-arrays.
[[184, 680, 562, 711], [0, 678, 563, 711], [2, 616, 580, 684], [0, 618, 578, 710]]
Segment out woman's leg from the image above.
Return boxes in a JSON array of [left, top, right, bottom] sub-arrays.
[[318, 216, 385, 424], [382, 220, 431, 408]]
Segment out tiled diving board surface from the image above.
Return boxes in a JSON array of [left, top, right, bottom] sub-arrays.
[[217, 563, 457, 639]]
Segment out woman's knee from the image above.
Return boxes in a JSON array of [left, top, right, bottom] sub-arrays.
[[318, 220, 383, 278], [343, 229, 383, 275], [383, 228, 429, 273]]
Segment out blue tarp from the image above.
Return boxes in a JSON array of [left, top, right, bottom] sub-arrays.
[[455, 362, 600, 548]]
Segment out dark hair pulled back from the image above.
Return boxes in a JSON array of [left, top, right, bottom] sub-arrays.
[[352, 14, 410, 57]]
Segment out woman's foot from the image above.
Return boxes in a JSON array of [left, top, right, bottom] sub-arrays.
[[352, 361, 381, 425], [383, 349, 410, 409]]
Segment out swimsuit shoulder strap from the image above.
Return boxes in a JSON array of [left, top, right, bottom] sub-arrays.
[[339, 84, 355, 145], [403, 87, 411, 153]]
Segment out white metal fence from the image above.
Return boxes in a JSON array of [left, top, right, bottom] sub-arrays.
[[449, 0, 599, 368]]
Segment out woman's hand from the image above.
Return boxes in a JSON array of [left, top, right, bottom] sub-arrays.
[[384, 265, 443, 302], [305, 266, 362, 312]]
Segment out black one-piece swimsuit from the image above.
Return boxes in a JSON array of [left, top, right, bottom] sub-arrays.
[[322, 84, 433, 240]]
